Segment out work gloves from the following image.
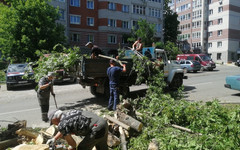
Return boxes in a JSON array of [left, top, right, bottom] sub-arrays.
[[46, 137, 56, 145], [48, 81, 53, 86]]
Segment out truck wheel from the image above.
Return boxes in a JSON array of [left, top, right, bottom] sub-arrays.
[[90, 86, 102, 97], [169, 74, 183, 90], [6, 84, 12, 90], [121, 86, 130, 99], [104, 83, 110, 99]]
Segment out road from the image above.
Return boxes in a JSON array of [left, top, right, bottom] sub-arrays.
[[183, 64, 240, 103], [0, 64, 239, 128]]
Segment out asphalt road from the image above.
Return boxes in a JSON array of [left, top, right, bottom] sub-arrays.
[[0, 64, 239, 128]]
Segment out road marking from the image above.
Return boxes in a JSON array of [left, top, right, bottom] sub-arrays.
[[0, 106, 55, 116], [188, 82, 213, 87]]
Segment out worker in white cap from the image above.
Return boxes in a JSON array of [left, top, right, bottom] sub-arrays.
[[85, 42, 103, 59], [37, 72, 56, 122]]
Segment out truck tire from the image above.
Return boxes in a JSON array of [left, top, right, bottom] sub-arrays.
[[120, 86, 130, 99], [169, 74, 183, 90], [104, 82, 110, 99], [90, 86, 102, 97]]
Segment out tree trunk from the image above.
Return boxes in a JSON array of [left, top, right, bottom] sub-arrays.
[[104, 115, 130, 130], [117, 112, 143, 132], [107, 132, 121, 147], [0, 138, 18, 150], [119, 126, 127, 150]]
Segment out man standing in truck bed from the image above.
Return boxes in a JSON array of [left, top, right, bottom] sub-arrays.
[[107, 60, 126, 111], [85, 42, 103, 59]]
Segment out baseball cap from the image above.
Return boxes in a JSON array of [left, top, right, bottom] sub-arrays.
[[48, 109, 59, 125], [85, 42, 93, 46], [47, 72, 56, 77]]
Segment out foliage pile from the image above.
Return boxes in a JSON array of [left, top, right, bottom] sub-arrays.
[[127, 57, 240, 149], [33, 46, 82, 82]]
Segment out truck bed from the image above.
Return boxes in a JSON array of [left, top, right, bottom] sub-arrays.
[[81, 57, 134, 78]]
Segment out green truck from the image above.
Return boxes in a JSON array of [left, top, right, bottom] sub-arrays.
[[78, 47, 186, 97]]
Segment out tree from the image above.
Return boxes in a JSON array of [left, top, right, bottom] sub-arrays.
[[163, 0, 181, 43], [0, 0, 66, 62], [128, 19, 156, 47]]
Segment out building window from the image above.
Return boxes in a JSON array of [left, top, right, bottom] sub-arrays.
[[108, 35, 117, 44], [108, 19, 116, 27], [87, 0, 94, 9], [57, 0, 65, 2], [208, 21, 213, 26], [208, 0, 212, 4], [208, 32, 212, 37], [59, 10, 65, 20], [148, 0, 161, 2], [108, 2, 116, 10], [122, 21, 129, 29], [70, 15, 81, 24], [132, 20, 139, 29], [87, 35, 94, 42], [87, 17, 94, 26], [209, 9, 213, 15], [218, 18, 223, 24], [122, 5, 129, 13], [208, 42, 212, 48], [217, 53, 222, 60], [218, 30, 222, 36], [149, 8, 161, 18], [71, 33, 80, 42], [156, 24, 162, 33], [218, 7, 223, 13], [70, 0, 80, 7], [217, 41, 222, 47], [133, 5, 145, 15]]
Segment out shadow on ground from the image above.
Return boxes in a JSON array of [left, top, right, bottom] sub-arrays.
[[59, 88, 148, 111]]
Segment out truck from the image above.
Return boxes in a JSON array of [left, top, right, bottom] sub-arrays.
[[78, 47, 186, 97]]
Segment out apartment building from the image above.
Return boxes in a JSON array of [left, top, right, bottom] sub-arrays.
[[170, 0, 240, 63], [69, 0, 164, 53], [50, 0, 69, 37]]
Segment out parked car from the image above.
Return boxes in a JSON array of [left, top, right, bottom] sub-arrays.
[[177, 60, 201, 73], [176, 54, 216, 71], [225, 74, 240, 91], [5, 63, 36, 90], [235, 59, 240, 67]]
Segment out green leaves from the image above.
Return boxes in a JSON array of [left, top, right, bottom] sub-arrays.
[[0, 0, 66, 62]]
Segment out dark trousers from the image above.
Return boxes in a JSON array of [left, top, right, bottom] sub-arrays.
[[37, 92, 50, 122], [108, 84, 119, 111]]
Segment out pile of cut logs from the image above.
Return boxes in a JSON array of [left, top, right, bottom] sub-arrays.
[[0, 100, 160, 150]]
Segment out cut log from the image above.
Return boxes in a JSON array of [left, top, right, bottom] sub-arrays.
[[171, 124, 202, 135], [107, 132, 121, 147], [0, 138, 18, 150], [0, 120, 27, 141], [119, 126, 127, 150], [45, 125, 58, 136], [12, 143, 49, 150], [35, 134, 45, 145], [16, 128, 38, 139], [104, 115, 130, 130], [118, 112, 143, 132], [148, 139, 159, 150]]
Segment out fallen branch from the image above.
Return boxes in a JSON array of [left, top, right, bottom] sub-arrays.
[[171, 124, 202, 136], [119, 126, 127, 150], [0, 138, 18, 150]]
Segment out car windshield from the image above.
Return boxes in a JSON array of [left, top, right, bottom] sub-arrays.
[[200, 55, 211, 61], [7, 64, 32, 73]]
